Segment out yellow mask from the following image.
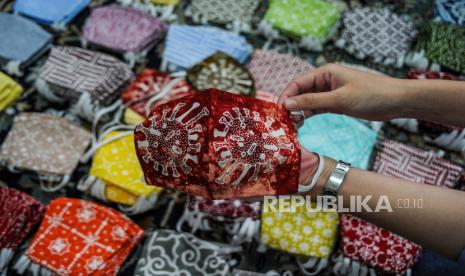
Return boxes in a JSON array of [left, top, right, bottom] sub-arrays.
[[0, 72, 22, 111]]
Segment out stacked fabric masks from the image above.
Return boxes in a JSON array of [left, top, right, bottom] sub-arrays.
[[0, 72, 23, 112]]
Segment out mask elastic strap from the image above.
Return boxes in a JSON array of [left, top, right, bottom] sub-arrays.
[[298, 153, 325, 193], [144, 78, 184, 116], [80, 130, 133, 163]]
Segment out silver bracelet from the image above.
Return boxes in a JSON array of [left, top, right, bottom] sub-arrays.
[[323, 160, 351, 198]]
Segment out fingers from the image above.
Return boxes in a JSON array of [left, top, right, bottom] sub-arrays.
[[284, 87, 344, 112]]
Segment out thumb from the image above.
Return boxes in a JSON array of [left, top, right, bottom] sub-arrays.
[[283, 89, 343, 112]]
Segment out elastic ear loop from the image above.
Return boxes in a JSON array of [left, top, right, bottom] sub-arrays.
[[298, 153, 325, 193], [290, 110, 305, 128]]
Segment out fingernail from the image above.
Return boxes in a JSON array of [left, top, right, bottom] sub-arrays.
[[284, 98, 297, 109]]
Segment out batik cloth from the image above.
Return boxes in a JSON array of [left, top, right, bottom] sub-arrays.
[[38, 46, 133, 107], [134, 89, 300, 199], [247, 50, 315, 97], [89, 131, 162, 205], [263, 0, 341, 47], [21, 198, 143, 276], [336, 8, 417, 67], [338, 214, 421, 274], [434, 0, 465, 26], [83, 5, 166, 54], [298, 114, 377, 169], [150, 0, 181, 5], [189, 0, 260, 26], [0, 186, 45, 272], [13, 0, 90, 26], [162, 25, 253, 70], [261, 203, 339, 258], [0, 71, 23, 111], [373, 140, 463, 188], [187, 196, 261, 221], [121, 69, 195, 117], [0, 13, 52, 67], [135, 230, 233, 275], [415, 21, 465, 73], [0, 113, 91, 177], [187, 52, 255, 97]]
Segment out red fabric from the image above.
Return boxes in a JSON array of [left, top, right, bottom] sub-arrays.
[[188, 196, 261, 220], [0, 186, 44, 249], [134, 89, 300, 199], [340, 214, 421, 274], [25, 198, 143, 276], [121, 69, 195, 117]]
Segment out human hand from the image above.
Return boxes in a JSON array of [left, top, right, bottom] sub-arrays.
[[278, 63, 407, 122]]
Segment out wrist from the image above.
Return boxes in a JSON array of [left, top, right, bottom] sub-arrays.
[[307, 156, 336, 196]]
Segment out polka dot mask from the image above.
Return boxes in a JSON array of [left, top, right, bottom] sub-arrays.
[[134, 88, 301, 199]]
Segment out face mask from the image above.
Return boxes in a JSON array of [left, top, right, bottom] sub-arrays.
[[122, 69, 195, 118], [336, 8, 417, 67], [298, 114, 377, 169], [261, 203, 339, 274], [14, 198, 143, 276], [0, 186, 45, 273], [78, 131, 162, 215], [162, 25, 253, 71], [187, 52, 255, 97], [36, 46, 134, 121], [0, 113, 91, 192], [261, 0, 341, 51], [334, 214, 421, 275], [0, 13, 52, 76], [0, 72, 23, 111], [134, 88, 301, 199], [248, 50, 314, 96], [135, 230, 239, 276], [434, 0, 465, 26], [13, 0, 90, 27]]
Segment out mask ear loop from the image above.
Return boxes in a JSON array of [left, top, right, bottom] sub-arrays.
[[298, 153, 325, 193], [291, 110, 306, 128], [144, 77, 184, 116]]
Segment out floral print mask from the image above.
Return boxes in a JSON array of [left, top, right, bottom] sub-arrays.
[[0, 71, 23, 111], [134, 89, 301, 199], [434, 0, 465, 26]]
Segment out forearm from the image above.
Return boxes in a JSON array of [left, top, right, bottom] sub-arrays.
[[398, 79, 465, 127], [312, 157, 465, 259]]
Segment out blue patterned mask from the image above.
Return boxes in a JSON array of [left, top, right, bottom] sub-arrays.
[[434, 0, 465, 26]]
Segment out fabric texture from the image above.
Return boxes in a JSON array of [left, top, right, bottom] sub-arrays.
[[0, 71, 23, 111], [247, 50, 315, 96], [261, 204, 339, 258], [189, 0, 260, 26], [134, 230, 232, 275], [187, 196, 261, 220], [0, 113, 91, 176], [122, 69, 196, 117], [162, 25, 253, 69], [336, 8, 417, 66], [187, 52, 255, 97], [83, 5, 166, 54], [14, 0, 90, 26], [339, 214, 421, 274], [134, 89, 300, 199], [22, 198, 143, 276], [298, 114, 377, 169], [434, 0, 465, 26]]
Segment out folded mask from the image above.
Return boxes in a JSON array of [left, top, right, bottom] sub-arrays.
[[336, 8, 417, 67], [434, 0, 465, 26], [373, 140, 463, 188], [0, 71, 23, 111], [187, 52, 255, 97], [0, 186, 45, 273], [298, 114, 377, 169], [13, 0, 90, 27], [122, 69, 196, 118], [187, 0, 260, 31], [36, 46, 134, 121], [162, 25, 253, 70], [14, 198, 143, 276], [78, 131, 163, 215], [261, 0, 341, 51], [0, 13, 52, 76], [135, 230, 239, 275], [134, 89, 302, 199], [0, 113, 91, 192], [261, 202, 339, 274], [247, 50, 315, 96], [82, 5, 166, 65], [334, 214, 421, 275]]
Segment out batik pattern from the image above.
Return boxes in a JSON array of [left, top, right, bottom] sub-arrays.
[[0, 113, 91, 176], [190, 0, 260, 25], [434, 0, 465, 26], [187, 52, 255, 97], [0, 71, 23, 111], [25, 198, 143, 276], [187, 196, 261, 220], [247, 50, 315, 96]]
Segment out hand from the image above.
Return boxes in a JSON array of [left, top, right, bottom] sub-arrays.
[[278, 63, 407, 122]]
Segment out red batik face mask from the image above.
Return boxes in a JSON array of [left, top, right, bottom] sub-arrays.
[[134, 89, 300, 199]]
